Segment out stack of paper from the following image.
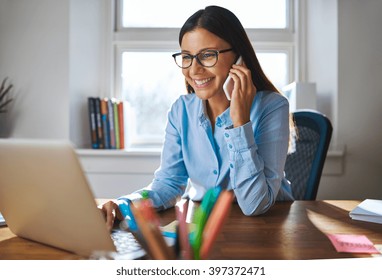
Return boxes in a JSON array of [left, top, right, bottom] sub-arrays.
[[349, 199, 382, 224]]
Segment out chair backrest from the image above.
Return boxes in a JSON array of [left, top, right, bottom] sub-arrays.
[[285, 110, 333, 200]]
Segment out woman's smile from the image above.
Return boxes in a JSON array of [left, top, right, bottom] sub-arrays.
[[193, 77, 214, 87]]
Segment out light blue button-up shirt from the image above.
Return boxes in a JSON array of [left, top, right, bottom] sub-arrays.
[[120, 90, 294, 216]]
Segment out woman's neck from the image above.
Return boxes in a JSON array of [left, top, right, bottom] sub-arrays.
[[206, 96, 230, 129]]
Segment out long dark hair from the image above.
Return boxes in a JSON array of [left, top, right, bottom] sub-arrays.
[[179, 5, 280, 94]]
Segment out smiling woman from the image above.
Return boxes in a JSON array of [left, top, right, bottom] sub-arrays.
[[101, 5, 295, 231], [115, 0, 293, 147]]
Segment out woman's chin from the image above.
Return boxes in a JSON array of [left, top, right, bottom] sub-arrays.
[[193, 87, 217, 100], [194, 91, 210, 100]]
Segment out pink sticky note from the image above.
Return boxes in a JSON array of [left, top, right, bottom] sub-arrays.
[[327, 234, 380, 254]]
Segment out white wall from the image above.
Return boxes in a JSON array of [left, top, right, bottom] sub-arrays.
[[307, 0, 382, 199], [305, 0, 338, 144], [0, 0, 104, 146], [69, 0, 108, 148], [332, 0, 382, 199], [0, 0, 70, 139], [1, 0, 382, 199]]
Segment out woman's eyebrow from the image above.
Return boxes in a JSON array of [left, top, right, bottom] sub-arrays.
[[180, 47, 219, 53]]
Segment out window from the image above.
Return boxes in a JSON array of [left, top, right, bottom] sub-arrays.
[[121, 0, 287, 28], [113, 0, 295, 147]]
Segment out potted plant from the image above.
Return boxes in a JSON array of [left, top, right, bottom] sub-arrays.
[[0, 77, 13, 113], [0, 77, 13, 137]]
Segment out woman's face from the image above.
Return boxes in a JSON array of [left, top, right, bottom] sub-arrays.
[[180, 28, 236, 100]]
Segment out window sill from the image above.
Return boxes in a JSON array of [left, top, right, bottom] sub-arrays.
[[76, 148, 161, 174], [76, 146, 345, 198], [76, 147, 161, 157], [76, 146, 345, 176], [323, 147, 346, 175]]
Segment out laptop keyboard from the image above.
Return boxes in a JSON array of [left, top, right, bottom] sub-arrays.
[[111, 230, 146, 259]]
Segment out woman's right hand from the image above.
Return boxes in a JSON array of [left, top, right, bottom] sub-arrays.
[[228, 63, 257, 128], [99, 200, 124, 231]]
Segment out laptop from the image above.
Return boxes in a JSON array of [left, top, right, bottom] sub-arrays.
[[0, 139, 145, 259]]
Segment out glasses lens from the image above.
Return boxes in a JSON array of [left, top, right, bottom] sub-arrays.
[[198, 50, 218, 67], [174, 53, 192, 68]]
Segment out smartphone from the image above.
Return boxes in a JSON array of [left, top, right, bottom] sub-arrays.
[[223, 56, 243, 100]]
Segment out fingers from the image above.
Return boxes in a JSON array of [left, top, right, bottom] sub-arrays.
[[101, 201, 119, 231], [229, 64, 254, 95]]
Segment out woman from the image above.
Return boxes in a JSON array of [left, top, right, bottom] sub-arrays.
[[102, 5, 294, 230]]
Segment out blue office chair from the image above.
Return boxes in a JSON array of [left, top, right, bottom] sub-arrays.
[[284, 110, 333, 200]]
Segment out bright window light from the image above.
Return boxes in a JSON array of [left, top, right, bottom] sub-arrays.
[[122, 0, 287, 29]]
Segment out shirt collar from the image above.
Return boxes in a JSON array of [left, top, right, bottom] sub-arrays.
[[198, 100, 233, 128], [198, 100, 209, 127]]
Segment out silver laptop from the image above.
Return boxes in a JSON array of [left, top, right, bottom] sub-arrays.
[[0, 139, 145, 259]]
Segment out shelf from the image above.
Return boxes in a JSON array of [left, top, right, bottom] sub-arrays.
[[76, 147, 161, 157]]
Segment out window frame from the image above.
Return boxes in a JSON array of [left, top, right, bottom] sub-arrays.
[[111, 0, 297, 147]]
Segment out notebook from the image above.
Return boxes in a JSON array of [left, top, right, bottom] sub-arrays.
[[0, 139, 145, 259]]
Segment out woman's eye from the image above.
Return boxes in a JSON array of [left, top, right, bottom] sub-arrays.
[[201, 52, 215, 60], [182, 54, 192, 61]]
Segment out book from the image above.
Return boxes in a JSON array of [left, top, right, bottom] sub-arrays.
[[94, 98, 104, 149], [113, 100, 120, 149], [349, 199, 382, 224], [100, 98, 110, 149], [118, 101, 125, 149], [107, 99, 116, 149], [87, 97, 98, 149]]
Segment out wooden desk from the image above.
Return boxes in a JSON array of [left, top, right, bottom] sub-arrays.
[[1, 200, 381, 260]]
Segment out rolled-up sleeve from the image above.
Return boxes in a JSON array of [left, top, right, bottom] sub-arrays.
[[224, 97, 290, 216]]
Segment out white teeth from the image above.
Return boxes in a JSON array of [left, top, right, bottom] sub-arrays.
[[194, 78, 212, 85]]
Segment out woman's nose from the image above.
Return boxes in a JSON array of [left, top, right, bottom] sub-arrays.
[[188, 59, 205, 75]]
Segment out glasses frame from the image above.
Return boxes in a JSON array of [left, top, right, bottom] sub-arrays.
[[172, 48, 233, 69]]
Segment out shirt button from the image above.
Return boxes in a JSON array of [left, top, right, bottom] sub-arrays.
[[213, 170, 218, 175], [230, 163, 234, 168], [228, 144, 233, 149], [224, 133, 229, 138]]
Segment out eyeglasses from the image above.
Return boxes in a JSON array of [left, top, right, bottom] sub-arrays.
[[172, 48, 233, 69]]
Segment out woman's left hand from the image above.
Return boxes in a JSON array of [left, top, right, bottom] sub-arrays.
[[99, 200, 124, 231], [228, 64, 257, 127]]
